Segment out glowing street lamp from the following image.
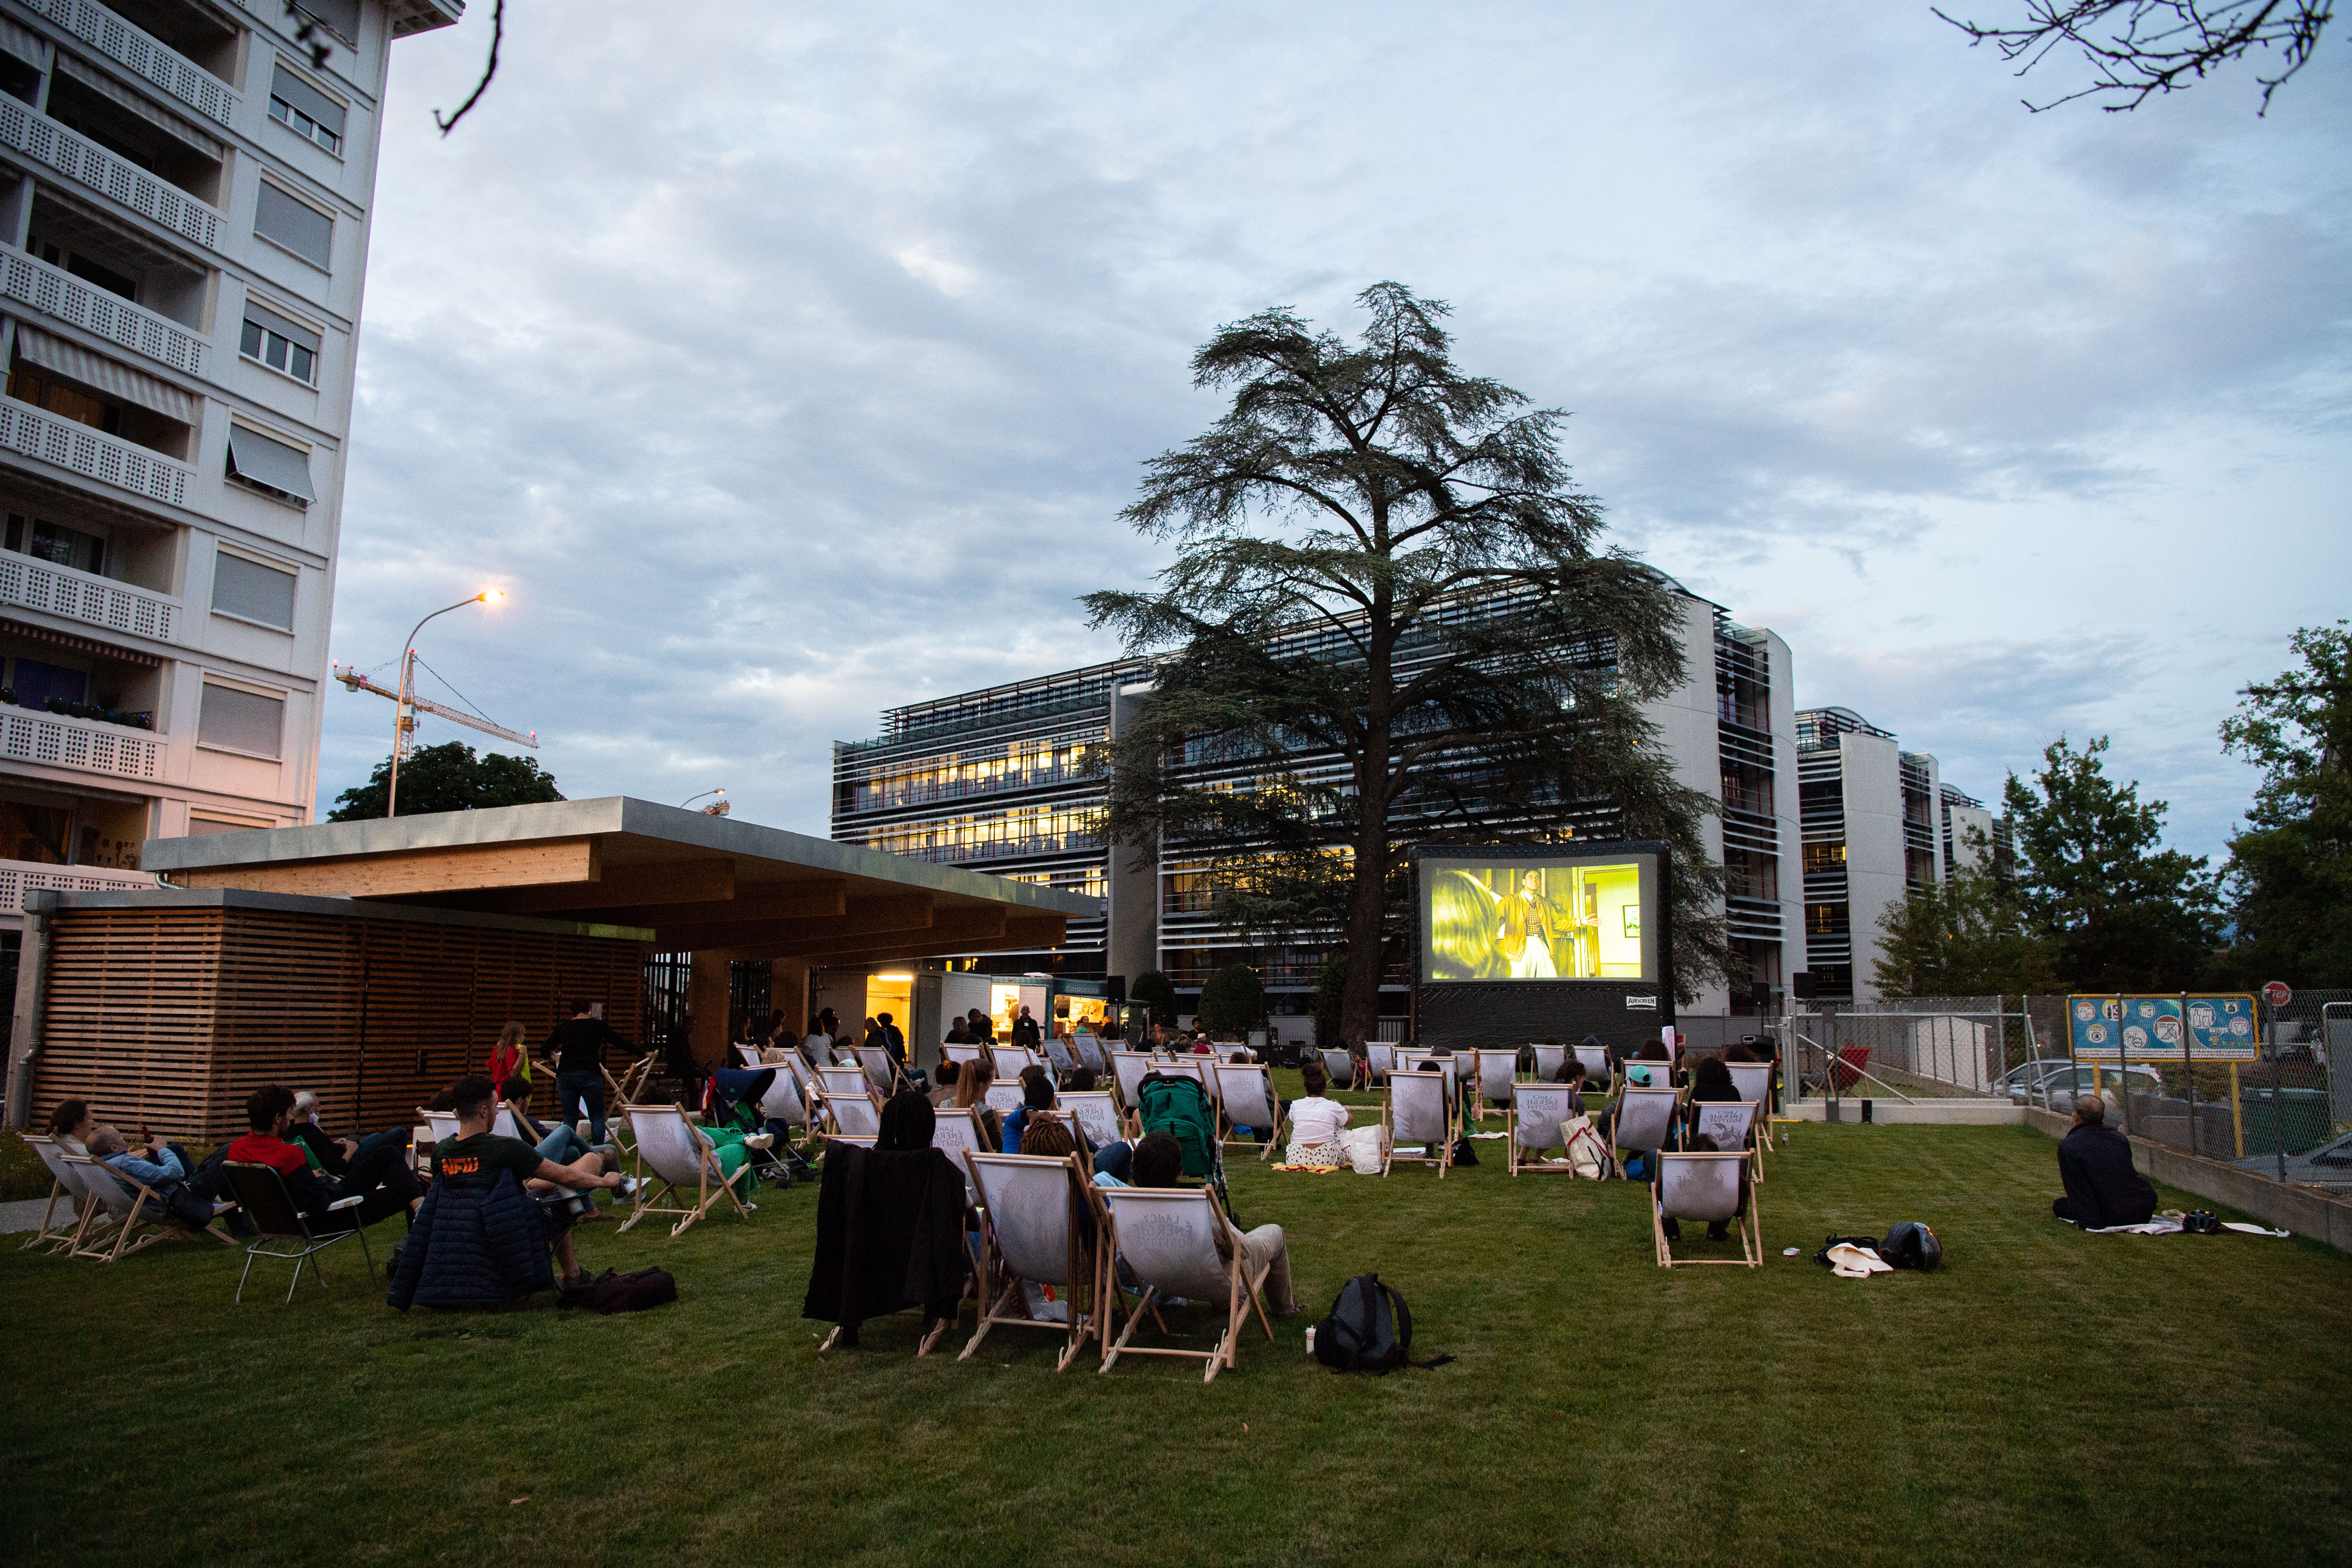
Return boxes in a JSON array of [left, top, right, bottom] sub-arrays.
[[386, 589, 505, 818]]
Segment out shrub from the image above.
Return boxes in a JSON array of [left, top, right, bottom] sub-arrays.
[[1197, 963, 1263, 1038], [1130, 969, 1179, 1026]]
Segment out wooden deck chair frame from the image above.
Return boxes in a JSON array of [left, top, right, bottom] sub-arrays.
[[1613, 1086, 1684, 1175], [1690, 1097, 1763, 1183], [1507, 1083, 1585, 1175], [1726, 1062, 1775, 1171], [1107, 1051, 1156, 1138], [1059, 1090, 1123, 1156], [1469, 1049, 1519, 1131], [615, 1104, 756, 1238], [1652, 1151, 1761, 1268], [1212, 1062, 1287, 1160], [65, 1153, 234, 1263], [1382, 1070, 1455, 1177], [221, 1160, 373, 1303], [1096, 1185, 1274, 1383], [928, 1106, 989, 1205], [1530, 1044, 1569, 1083], [20, 1134, 103, 1252], [854, 1045, 909, 1097], [960, 1150, 1109, 1370]]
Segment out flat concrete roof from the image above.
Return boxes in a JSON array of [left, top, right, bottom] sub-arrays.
[[141, 797, 1096, 963]]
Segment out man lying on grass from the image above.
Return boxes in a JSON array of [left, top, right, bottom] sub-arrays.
[[2053, 1092, 2158, 1230], [431, 1073, 626, 1290]]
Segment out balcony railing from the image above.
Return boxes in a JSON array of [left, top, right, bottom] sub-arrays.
[[0, 551, 178, 642], [17, 0, 240, 125], [0, 395, 191, 507], [0, 97, 223, 251], [0, 854, 158, 912], [0, 250, 204, 376], [0, 704, 163, 779]]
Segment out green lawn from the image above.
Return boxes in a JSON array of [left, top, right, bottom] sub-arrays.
[[5, 1109, 2347, 1568]]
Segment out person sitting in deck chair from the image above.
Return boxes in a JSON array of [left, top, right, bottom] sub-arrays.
[[1283, 1061, 1350, 1167], [1131, 1132, 1301, 1315], [227, 1086, 422, 1233], [286, 1090, 409, 1179], [2053, 1093, 2158, 1229], [90, 1125, 218, 1233], [431, 1073, 623, 1287], [954, 1056, 1004, 1150], [1001, 1064, 1064, 1154], [929, 1059, 962, 1107]]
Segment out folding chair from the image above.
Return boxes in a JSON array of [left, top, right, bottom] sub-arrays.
[[983, 1081, 1026, 1123], [1213, 1062, 1287, 1161], [1073, 1035, 1107, 1075], [818, 1064, 873, 1104], [1060, 1091, 1122, 1154], [1726, 1062, 1775, 1169], [1653, 1151, 1760, 1268], [1614, 1086, 1684, 1176], [961, 1151, 1109, 1370], [734, 1044, 763, 1068], [1097, 1186, 1274, 1383], [1508, 1084, 1584, 1175], [424, 1111, 460, 1146], [490, 1107, 525, 1140], [988, 1043, 1035, 1079], [1470, 1049, 1519, 1128], [1318, 1048, 1354, 1089], [66, 1154, 235, 1263], [759, 1066, 814, 1157], [826, 1094, 882, 1139], [615, 1104, 757, 1238], [1530, 1043, 1569, 1082], [1108, 1051, 1156, 1138], [606, 1051, 659, 1110], [1044, 1036, 1079, 1079], [1366, 1043, 1396, 1084], [1691, 1099, 1762, 1181], [1574, 1044, 1612, 1083], [20, 1135, 103, 1253], [942, 1043, 985, 1072], [855, 1045, 909, 1097], [1383, 1070, 1455, 1177], [1622, 1059, 1676, 1090], [220, 1160, 374, 1304], [929, 1106, 989, 1205]]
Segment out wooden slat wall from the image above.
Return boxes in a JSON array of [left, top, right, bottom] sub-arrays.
[[29, 906, 650, 1143]]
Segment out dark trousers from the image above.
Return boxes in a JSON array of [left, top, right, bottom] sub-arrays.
[[1094, 1141, 1133, 1182], [318, 1141, 420, 1233], [555, 1070, 607, 1144], [146, 1142, 215, 1230]]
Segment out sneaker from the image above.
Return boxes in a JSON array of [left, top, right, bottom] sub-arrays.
[[616, 1175, 640, 1199]]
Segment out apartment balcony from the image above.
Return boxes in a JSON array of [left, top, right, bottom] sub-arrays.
[[0, 549, 177, 642], [17, 0, 240, 125], [0, 393, 192, 507], [0, 248, 204, 376], [0, 96, 223, 251], [0, 701, 163, 779], [0, 852, 157, 913]]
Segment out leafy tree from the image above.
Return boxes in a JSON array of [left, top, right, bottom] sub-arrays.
[[1086, 284, 1729, 1042], [2216, 621, 2352, 987], [328, 742, 563, 821], [1196, 963, 1265, 1037], [1312, 952, 1349, 1049], [1129, 969, 1179, 1027], [1873, 828, 2061, 996], [2001, 735, 2220, 991], [1938, 1, 2332, 114]]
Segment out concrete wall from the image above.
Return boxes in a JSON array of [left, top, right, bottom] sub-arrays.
[[1105, 682, 1158, 988], [1764, 629, 1803, 998], [2023, 1106, 2352, 1254], [1640, 595, 1726, 1013], [1947, 803, 1995, 873], [1840, 732, 1905, 1001]]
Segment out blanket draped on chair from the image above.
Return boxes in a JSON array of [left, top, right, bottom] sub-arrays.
[[387, 1172, 556, 1311], [801, 1142, 966, 1339]]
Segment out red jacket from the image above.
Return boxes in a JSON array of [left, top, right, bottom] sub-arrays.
[[225, 1131, 308, 1175]]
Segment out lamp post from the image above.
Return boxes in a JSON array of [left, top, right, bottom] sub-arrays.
[[681, 788, 729, 817], [386, 589, 504, 818]]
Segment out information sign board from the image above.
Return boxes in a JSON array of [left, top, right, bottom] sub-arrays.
[[2067, 994, 2259, 1061]]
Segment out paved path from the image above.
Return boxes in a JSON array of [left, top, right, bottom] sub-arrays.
[[0, 1197, 59, 1234]]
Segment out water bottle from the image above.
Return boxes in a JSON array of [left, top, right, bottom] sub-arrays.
[[1304, 1326, 1316, 1355]]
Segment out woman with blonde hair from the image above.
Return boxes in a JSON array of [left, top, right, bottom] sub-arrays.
[[955, 1055, 1002, 1149], [486, 1021, 531, 1102]]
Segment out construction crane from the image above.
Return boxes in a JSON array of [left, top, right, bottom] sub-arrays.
[[340, 590, 541, 816], [332, 664, 540, 751]]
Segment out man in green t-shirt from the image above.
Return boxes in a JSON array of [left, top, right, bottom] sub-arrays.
[[432, 1074, 623, 1287]]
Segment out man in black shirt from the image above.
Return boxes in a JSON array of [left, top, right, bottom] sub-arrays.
[[539, 999, 631, 1144], [433, 1073, 623, 1287], [2053, 1092, 2159, 1228]]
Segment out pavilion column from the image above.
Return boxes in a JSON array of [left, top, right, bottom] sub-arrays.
[[688, 950, 730, 1072], [770, 960, 813, 1036]]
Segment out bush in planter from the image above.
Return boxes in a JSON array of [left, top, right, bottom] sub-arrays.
[[1129, 969, 1179, 1027], [1196, 963, 1263, 1039]]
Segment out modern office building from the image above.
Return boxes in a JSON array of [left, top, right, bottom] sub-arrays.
[[833, 582, 1805, 1024], [1939, 781, 2009, 875], [0, 0, 456, 936]]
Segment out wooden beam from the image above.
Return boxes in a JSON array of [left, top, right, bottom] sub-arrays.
[[487, 874, 849, 925], [710, 904, 1012, 961], [654, 893, 932, 952], [180, 840, 599, 900], [473, 858, 735, 914], [764, 915, 1070, 966]]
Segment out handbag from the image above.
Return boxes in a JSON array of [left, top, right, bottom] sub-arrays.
[[1560, 1114, 1616, 1179]]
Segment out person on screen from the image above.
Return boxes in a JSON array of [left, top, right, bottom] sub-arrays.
[[1496, 869, 1562, 979]]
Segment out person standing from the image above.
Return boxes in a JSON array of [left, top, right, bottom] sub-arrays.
[[540, 999, 629, 1145], [1011, 1006, 1042, 1049]]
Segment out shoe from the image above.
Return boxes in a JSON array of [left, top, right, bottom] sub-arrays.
[[560, 1271, 589, 1291], [1707, 1222, 1729, 1241], [743, 1132, 775, 1150], [1662, 1219, 1682, 1242]]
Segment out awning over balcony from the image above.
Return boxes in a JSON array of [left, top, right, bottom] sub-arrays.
[[139, 796, 1100, 964], [12, 324, 201, 425]]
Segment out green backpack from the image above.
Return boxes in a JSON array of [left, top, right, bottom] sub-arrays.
[[1137, 1074, 1217, 1179]]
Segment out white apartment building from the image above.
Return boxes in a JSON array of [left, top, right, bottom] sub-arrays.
[[0, 0, 457, 930]]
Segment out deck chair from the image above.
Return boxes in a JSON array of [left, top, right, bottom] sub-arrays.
[[424, 1111, 460, 1146], [855, 1045, 908, 1097], [1508, 1084, 1584, 1175], [759, 1066, 814, 1151], [1530, 1044, 1569, 1082], [1653, 1151, 1760, 1267], [1574, 1044, 1612, 1083], [983, 1081, 1026, 1121], [1318, 1048, 1354, 1089], [1214, 1062, 1287, 1161], [221, 1160, 374, 1304], [779, 1050, 825, 1108], [66, 1154, 234, 1263], [1044, 1036, 1079, 1078], [1097, 1185, 1274, 1383], [961, 1151, 1108, 1370], [818, 1064, 873, 1103], [606, 1051, 659, 1111], [1470, 1049, 1519, 1125], [1366, 1043, 1397, 1083], [1108, 1051, 1156, 1137], [1383, 1070, 1455, 1177], [1059, 1090, 1122, 1152], [988, 1043, 1034, 1078], [1829, 1045, 1872, 1093], [929, 1106, 988, 1204], [826, 1093, 883, 1138], [491, 1107, 525, 1140], [1073, 1035, 1107, 1074], [826, 1133, 878, 1150], [942, 1042, 985, 1071], [615, 1104, 755, 1238], [1691, 1099, 1762, 1181], [734, 1044, 762, 1068], [20, 1135, 103, 1253], [1614, 1086, 1684, 1173], [1726, 1062, 1775, 1168]]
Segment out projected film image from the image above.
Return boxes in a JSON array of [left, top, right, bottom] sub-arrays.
[[1424, 860, 1646, 982]]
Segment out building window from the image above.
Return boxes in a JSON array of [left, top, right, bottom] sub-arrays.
[[240, 299, 320, 385], [225, 424, 318, 506], [1801, 842, 1846, 874], [290, 0, 360, 46], [4, 514, 108, 576], [7, 656, 88, 709], [253, 182, 332, 270], [197, 682, 283, 759], [267, 63, 345, 154], [212, 551, 297, 631]]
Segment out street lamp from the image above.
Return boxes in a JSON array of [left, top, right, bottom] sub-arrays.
[[386, 589, 505, 818], [681, 787, 729, 817]]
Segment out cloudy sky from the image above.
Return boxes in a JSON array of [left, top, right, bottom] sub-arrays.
[[326, 1, 2351, 861]]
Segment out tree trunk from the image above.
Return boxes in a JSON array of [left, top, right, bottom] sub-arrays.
[[1339, 834, 1389, 1045]]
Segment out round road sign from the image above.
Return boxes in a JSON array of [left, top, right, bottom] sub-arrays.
[[2262, 980, 2294, 1009]]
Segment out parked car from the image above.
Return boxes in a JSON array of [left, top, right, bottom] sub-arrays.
[[2002, 1061, 2163, 1110]]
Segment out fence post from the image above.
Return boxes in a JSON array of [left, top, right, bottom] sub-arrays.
[[2179, 990, 2197, 1154], [2269, 995, 2287, 1182]]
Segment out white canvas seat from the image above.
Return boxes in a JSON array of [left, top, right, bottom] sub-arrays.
[[1614, 1086, 1683, 1166], [1726, 1062, 1775, 1167], [67, 1153, 235, 1263], [734, 1044, 762, 1068], [1060, 1091, 1122, 1153], [490, 1107, 524, 1140], [1073, 1035, 1107, 1073], [615, 1104, 755, 1238], [1365, 1043, 1396, 1083], [759, 1067, 811, 1137], [1097, 1186, 1274, 1383], [1213, 1062, 1287, 1161], [1621, 1059, 1676, 1090], [827, 1094, 882, 1138], [1508, 1084, 1584, 1175], [1530, 1044, 1569, 1082], [961, 1151, 1108, 1370], [424, 1111, 460, 1146], [1471, 1049, 1519, 1124], [983, 1081, 1027, 1120], [827, 1133, 877, 1149], [1691, 1098, 1762, 1181], [942, 1042, 985, 1070], [1574, 1044, 1612, 1082], [929, 1107, 988, 1204], [21, 1134, 103, 1253], [1383, 1070, 1454, 1177], [818, 1065, 873, 1103], [988, 1043, 1038, 1078], [1653, 1150, 1760, 1267], [854, 1045, 905, 1097], [1044, 1037, 1079, 1077], [1319, 1048, 1354, 1088]]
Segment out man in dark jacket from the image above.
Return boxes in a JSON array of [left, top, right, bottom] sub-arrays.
[[2054, 1092, 2159, 1228], [225, 1085, 420, 1232], [539, 999, 632, 1144], [430, 1073, 623, 1288]]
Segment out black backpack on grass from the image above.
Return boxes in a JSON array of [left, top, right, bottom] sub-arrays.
[[1314, 1273, 1412, 1374]]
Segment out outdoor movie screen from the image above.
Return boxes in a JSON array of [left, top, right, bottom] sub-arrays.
[[1420, 852, 1658, 983]]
